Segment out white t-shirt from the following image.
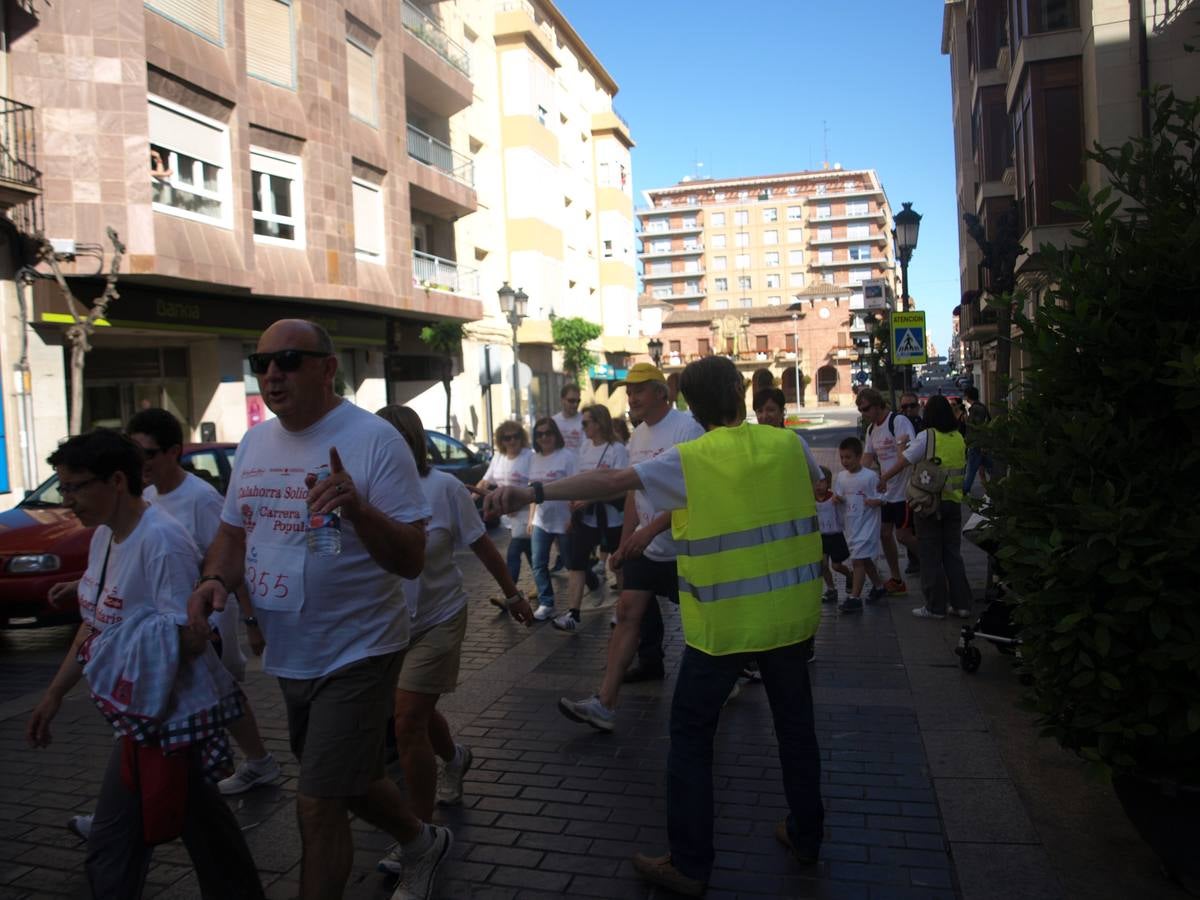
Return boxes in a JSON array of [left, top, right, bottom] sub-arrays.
[[866, 412, 916, 503], [528, 448, 578, 533], [833, 467, 883, 560], [146, 473, 243, 671], [402, 469, 486, 635], [220, 400, 431, 679], [482, 448, 532, 538], [816, 495, 844, 535], [552, 411, 584, 454], [577, 440, 630, 528], [627, 409, 702, 561], [79, 505, 201, 633]]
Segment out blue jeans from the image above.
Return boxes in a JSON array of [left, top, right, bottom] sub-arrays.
[[506, 535, 531, 584], [530, 526, 560, 608], [963, 446, 990, 494], [668, 641, 824, 882]]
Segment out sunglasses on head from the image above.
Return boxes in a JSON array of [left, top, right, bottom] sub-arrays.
[[247, 349, 331, 375]]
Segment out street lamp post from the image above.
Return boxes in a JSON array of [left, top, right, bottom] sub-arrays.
[[892, 202, 922, 392], [787, 300, 805, 409], [646, 337, 663, 369], [497, 281, 528, 422]]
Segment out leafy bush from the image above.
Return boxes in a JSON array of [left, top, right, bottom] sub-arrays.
[[984, 87, 1200, 782], [551, 316, 602, 383]]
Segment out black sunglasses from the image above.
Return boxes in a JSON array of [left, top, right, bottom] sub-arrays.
[[500, 433, 521, 442], [535, 430, 555, 438], [900, 403, 918, 410], [248, 349, 331, 375]]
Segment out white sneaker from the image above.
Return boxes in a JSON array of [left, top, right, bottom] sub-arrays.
[[912, 607, 947, 620], [436, 745, 473, 806], [391, 824, 453, 900], [954, 608, 973, 619], [557, 695, 615, 733], [67, 814, 93, 841], [217, 755, 281, 795], [552, 611, 579, 631], [532, 603, 555, 621], [610, 612, 617, 628], [378, 842, 405, 876]]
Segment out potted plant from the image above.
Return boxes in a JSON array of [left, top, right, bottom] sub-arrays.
[[983, 86, 1200, 894]]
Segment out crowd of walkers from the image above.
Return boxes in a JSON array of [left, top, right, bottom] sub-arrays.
[[24, 317, 978, 899]]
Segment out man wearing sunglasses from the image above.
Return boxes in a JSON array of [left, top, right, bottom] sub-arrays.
[[186, 319, 446, 900]]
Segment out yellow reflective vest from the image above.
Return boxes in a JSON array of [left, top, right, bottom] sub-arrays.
[[927, 429, 967, 504], [673, 422, 822, 656]]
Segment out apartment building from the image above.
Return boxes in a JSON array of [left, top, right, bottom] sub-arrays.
[[941, 0, 1199, 402], [0, 0, 636, 499], [637, 168, 897, 406]]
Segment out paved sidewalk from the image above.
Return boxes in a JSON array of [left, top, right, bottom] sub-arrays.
[[0, 522, 1182, 899]]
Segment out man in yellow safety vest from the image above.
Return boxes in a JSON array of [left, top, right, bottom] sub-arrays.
[[484, 355, 825, 897]]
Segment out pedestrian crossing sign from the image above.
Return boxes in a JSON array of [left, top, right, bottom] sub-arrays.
[[891, 312, 927, 365]]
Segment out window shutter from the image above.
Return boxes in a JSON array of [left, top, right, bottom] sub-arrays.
[[146, 0, 223, 44], [347, 40, 377, 125], [246, 0, 294, 87], [148, 98, 226, 163], [352, 180, 382, 256]]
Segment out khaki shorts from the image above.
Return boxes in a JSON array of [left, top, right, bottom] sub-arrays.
[[395, 606, 468, 696], [278, 650, 404, 798]]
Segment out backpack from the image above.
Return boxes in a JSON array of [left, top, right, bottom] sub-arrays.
[[905, 430, 948, 518]]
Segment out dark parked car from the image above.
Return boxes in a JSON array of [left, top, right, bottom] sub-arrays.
[[426, 430, 490, 487], [0, 443, 236, 629]]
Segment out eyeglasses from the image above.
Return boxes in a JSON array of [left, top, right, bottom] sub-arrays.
[[247, 349, 331, 375], [499, 434, 520, 442], [900, 403, 918, 411], [535, 430, 555, 438], [59, 476, 102, 495], [856, 404, 874, 413]]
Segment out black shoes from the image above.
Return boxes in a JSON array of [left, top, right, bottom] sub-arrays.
[[622, 662, 665, 683]]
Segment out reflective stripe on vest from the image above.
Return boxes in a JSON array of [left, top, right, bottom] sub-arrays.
[[679, 560, 824, 603], [677, 516, 819, 557]]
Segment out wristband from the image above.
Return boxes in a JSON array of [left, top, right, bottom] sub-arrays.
[[503, 592, 525, 609], [196, 574, 227, 591], [531, 481, 545, 504], [242, 616, 259, 627]]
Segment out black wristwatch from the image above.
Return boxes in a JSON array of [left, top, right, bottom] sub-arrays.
[[242, 616, 259, 627], [531, 481, 545, 504]]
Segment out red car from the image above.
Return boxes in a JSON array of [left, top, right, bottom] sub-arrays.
[[0, 443, 236, 628]]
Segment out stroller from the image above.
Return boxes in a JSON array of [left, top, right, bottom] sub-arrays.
[[955, 507, 1022, 673]]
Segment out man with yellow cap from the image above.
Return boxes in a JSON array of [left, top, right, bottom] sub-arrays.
[[485, 356, 824, 896], [556, 362, 703, 732]]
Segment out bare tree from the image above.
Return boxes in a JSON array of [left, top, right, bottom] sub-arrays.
[[39, 227, 126, 435]]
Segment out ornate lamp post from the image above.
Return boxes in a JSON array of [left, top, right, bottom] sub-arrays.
[[892, 201, 922, 390], [646, 336, 664, 368], [787, 300, 805, 409], [497, 281, 528, 421]]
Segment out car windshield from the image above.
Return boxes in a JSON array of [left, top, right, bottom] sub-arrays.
[[20, 474, 64, 507]]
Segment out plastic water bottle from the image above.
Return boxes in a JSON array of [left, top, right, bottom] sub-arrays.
[[307, 468, 342, 556]]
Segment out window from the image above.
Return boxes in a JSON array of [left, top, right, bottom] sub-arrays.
[[713, 256, 727, 271], [973, 0, 1006, 70], [1010, 0, 1079, 48], [712, 234, 727, 249], [973, 84, 1011, 183], [740, 298, 753, 308], [652, 286, 671, 298], [714, 299, 729, 310], [756, 335, 769, 352], [669, 340, 681, 354], [787, 227, 803, 243], [789, 271, 804, 287], [735, 253, 750, 269], [699, 338, 710, 355], [786, 186, 798, 195], [652, 239, 671, 253], [682, 216, 698, 228], [735, 232, 749, 248], [246, 0, 295, 87], [846, 200, 868, 216], [765, 252, 780, 266], [352, 176, 385, 262], [785, 333, 796, 351], [686, 195, 698, 205], [714, 277, 728, 291], [737, 275, 752, 290], [848, 245, 873, 261], [765, 273, 780, 288], [788, 249, 805, 265], [786, 206, 802, 221], [688, 302, 701, 311], [684, 279, 700, 294], [537, 104, 547, 125], [147, 0, 223, 44], [1013, 57, 1084, 230], [646, 219, 667, 233], [821, 272, 834, 284], [734, 210, 748, 226], [148, 96, 232, 227], [603, 240, 613, 258], [817, 226, 832, 241], [347, 38, 378, 126], [763, 230, 778, 245], [818, 249, 833, 264], [847, 224, 870, 239], [725, 336, 736, 354], [815, 204, 830, 219], [762, 207, 777, 222], [849, 268, 873, 285], [711, 211, 725, 226], [767, 296, 781, 306], [714, 192, 726, 201], [250, 148, 303, 244]]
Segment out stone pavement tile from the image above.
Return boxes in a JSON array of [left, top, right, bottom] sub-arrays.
[[949, 843, 1065, 900], [934, 778, 1039, 844], [921, 731, 1006, 778]]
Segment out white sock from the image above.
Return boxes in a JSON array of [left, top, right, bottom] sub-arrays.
[[450, 744, 465, 768]]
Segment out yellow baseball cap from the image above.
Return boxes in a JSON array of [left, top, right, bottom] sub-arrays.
[[623, 362, 667, 385]]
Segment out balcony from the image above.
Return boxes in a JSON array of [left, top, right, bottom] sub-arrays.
[[407, 124, 473, 187], [809, 232, 888, 246], [412, 249, 480, 298], [407, 125, 476, 219], [402, 1, 472, 117], [809, 209, 885, 224], [638, 243, 703, 259], [0, 97, 41, 212], [637, 217, 702, 237], [641, 267, 704, 281], [811, 256, 888, 268]]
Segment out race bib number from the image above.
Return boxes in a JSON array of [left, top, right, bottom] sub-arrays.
[[245, 540, 305, 612]]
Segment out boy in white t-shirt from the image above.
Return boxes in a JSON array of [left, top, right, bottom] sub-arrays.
[[833, 437, 886, 614], [814, 465, 852, 604]]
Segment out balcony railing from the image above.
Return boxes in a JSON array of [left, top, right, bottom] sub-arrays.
[[0, 97, 40, 192], [401, 0, 470, 77], [412, 249, 479, 298], [406, 124, 474, 187]]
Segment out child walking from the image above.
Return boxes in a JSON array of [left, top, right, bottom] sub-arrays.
[[815, 465, 852, 604], [833, 437, 886, 614]]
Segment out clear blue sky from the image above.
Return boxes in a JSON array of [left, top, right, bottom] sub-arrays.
[[556, 0, 961, 357]]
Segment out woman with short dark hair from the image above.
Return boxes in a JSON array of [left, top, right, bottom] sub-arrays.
[[528, 417, 578, 620]]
